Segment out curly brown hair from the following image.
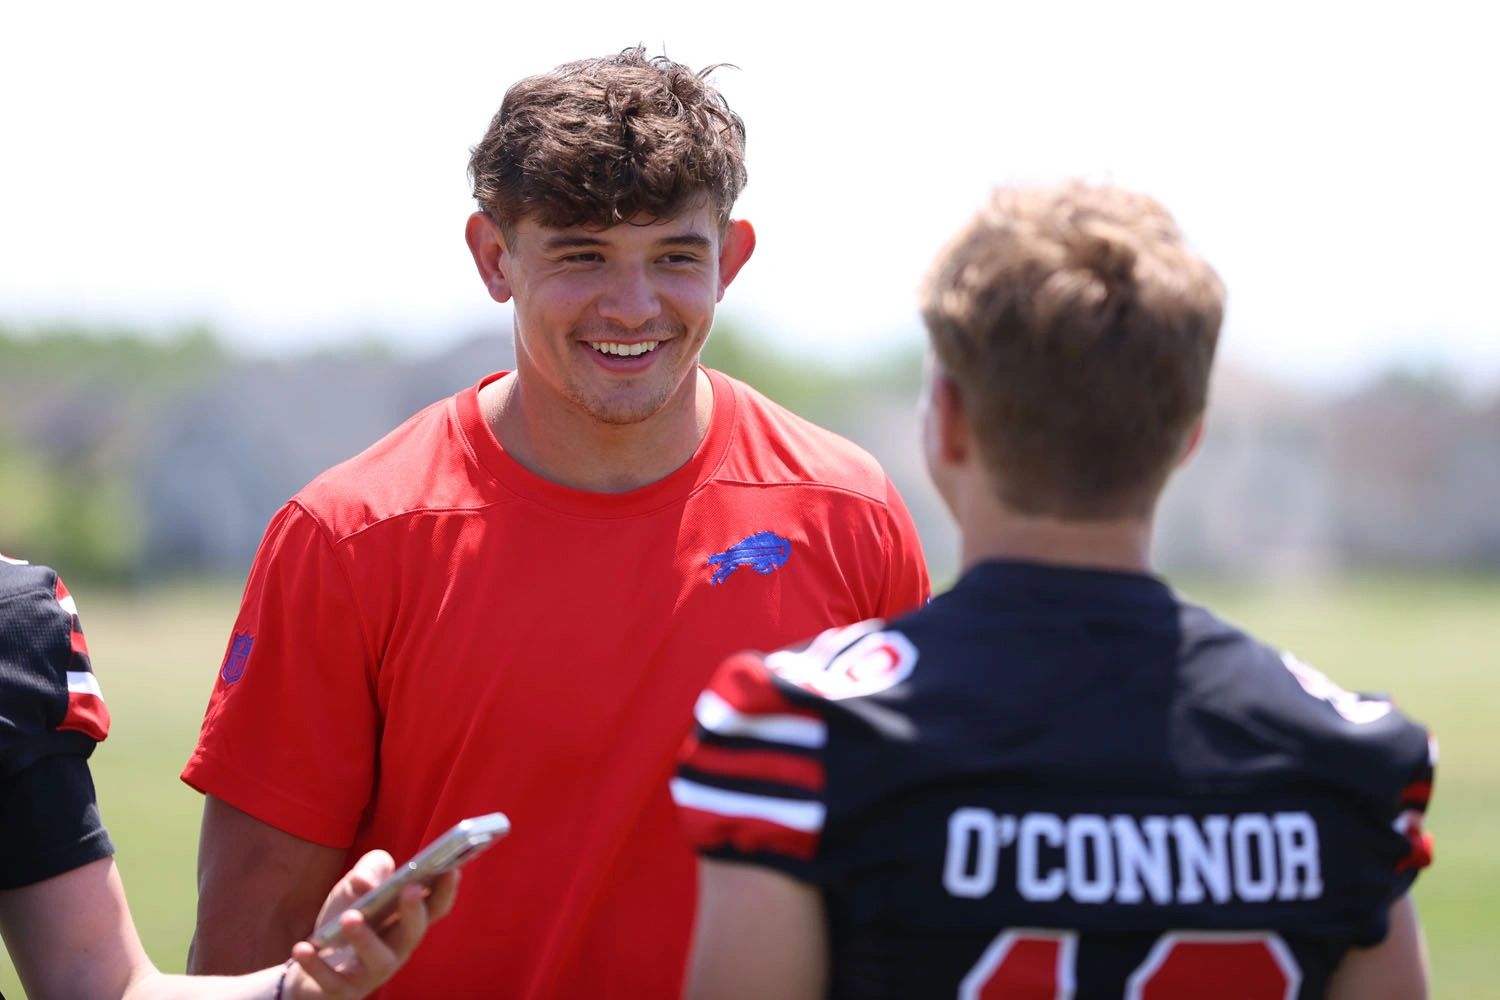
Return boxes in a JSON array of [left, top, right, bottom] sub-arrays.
[[920, 183, 1226, 519], [469, 46, 747, 241]]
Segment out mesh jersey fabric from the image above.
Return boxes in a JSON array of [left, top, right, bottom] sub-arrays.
[[675, 559, 1435, 999], [0, 558, 114, 889]]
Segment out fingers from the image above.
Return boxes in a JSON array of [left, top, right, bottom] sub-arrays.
[[292, 863, 458, 997], [345, 850, 396, 896], [290, 909, 403, 999], [314, 850, 397, 931], [425, 870, 461, 922], [290, 941, 354, 997], [371, 884, 434, 962]]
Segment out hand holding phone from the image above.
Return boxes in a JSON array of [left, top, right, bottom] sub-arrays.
[[310, 812, 510, 952]]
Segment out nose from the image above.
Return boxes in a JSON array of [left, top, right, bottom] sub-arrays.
[[596, 262, 662, 329]]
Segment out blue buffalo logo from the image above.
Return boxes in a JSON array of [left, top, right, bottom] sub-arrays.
[[220, 632, 254, 684], [708, 531, 791, 585]]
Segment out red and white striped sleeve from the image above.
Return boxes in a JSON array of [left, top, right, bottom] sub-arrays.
[[52, 573, 110, 741], [0, 557, 116, 888], [0, 558, 111, 748], [673, 651, 831, 878]]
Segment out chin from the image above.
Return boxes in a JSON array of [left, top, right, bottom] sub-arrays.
[[577, 390, 675, 427], [578, 371, 697, 426]]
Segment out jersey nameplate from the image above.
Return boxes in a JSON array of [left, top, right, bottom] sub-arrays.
[[943, 808, 1323, 906]]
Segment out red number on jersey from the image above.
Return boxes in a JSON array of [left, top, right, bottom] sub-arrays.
[[960, 930, 1301, 1000], [958, 930, 1077, 999]]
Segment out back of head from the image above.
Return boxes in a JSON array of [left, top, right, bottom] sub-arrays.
[[920, 182, 1225, 519], [469, 46, 748, 238]]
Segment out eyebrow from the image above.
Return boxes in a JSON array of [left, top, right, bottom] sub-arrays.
[[540, 234, 609, 251], [657, 233, 713, 251]]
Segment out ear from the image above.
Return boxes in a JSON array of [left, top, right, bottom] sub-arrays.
[[715, 219, 756, 300], [466, 212, 514, 304], [1176, 415, 1206, 467], [931, 372, 971, 466]]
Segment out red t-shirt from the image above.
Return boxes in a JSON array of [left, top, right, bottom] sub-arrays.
[[182, 368, 929, 999]]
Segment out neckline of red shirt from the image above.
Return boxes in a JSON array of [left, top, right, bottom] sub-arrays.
[[455, 367, 738, 519]]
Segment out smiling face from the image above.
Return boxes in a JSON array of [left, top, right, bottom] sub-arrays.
[[468, 201, 754, 429]]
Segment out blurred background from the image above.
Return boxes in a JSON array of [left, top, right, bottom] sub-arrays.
[[3, 0, 1496, 995]]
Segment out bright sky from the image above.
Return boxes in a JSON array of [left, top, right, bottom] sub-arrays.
[[3, 1, 1496, 390]]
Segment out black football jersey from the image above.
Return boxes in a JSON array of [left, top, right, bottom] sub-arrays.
[[674, 560, 1434, 999], [0, 556, 114, 889]]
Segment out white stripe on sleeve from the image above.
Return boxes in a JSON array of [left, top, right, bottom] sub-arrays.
[[66, 671, 103, 698], [669, 777, 826, 833], [694, 689, 826, 748]]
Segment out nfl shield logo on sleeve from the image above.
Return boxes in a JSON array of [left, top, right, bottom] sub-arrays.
[[220, 632, 255, 684]]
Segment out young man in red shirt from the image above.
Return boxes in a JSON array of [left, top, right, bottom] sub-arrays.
[[676, 183, 1434, 998], [181, 47, 929, 998]]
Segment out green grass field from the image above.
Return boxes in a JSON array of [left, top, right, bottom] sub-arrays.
[[2, 573, 1496, 997]]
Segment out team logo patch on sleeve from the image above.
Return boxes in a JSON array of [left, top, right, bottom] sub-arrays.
[[708, 531, 791, 585], [220, 631, 255, 684], [773, 629, 919, 701]]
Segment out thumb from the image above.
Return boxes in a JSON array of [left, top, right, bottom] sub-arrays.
[[346, 849, 397, 894]]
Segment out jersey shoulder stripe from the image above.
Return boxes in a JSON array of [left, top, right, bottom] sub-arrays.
[[0, 562, 110, 744], [677, 651, 834, 862], [678, 732, 824, 794], [51, 573, 109, 741], [671, 776, 824, 860], [695, 652, 827, 748]]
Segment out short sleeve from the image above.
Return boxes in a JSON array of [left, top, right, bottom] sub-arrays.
[[0, 564, 114, 887], [1276, 650, 1438, 943], [879, 476, 931, 620], [673, 652, 831, 884], [1386, 726, 1437, 887], [0, 753, 114, 888], [181, 502, 380, 848]]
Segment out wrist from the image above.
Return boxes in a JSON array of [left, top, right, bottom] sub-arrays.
[[273, 958, 297, 1000]]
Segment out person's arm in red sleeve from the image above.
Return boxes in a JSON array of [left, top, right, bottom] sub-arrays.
[[181, 503, 382, 974], [186, 798, 351, 974]]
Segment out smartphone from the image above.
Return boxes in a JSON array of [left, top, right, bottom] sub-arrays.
[[309, 812, 510, 950]]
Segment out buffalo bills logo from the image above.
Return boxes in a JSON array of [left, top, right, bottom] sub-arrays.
[[708, 531, 791, 585], [220, 632, 254, 684]]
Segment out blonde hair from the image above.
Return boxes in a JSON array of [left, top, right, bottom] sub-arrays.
[[920, 183, 1225, 517]]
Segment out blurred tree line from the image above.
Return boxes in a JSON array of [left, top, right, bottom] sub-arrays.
[[5, 319, 1498, 585], [0, 324, 227, 580]]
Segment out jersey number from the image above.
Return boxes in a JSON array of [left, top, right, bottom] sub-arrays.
[[958, 930, 1301, 999]]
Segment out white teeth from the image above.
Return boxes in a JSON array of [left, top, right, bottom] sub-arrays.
[[589, 341, 659, 357]]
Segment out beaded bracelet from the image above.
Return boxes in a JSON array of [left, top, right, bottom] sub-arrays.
[[273, 958, 296, 1000]]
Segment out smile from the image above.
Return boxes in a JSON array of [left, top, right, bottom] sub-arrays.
[[588, 341, 660, 357]]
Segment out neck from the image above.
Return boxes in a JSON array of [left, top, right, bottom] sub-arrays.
[[481, 369, 714, 493], [956, 484, 1155, 576]]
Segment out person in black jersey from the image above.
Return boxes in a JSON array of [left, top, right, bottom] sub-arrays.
[[673, 183, 1434, 999], [0, 555, 458, 999]]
